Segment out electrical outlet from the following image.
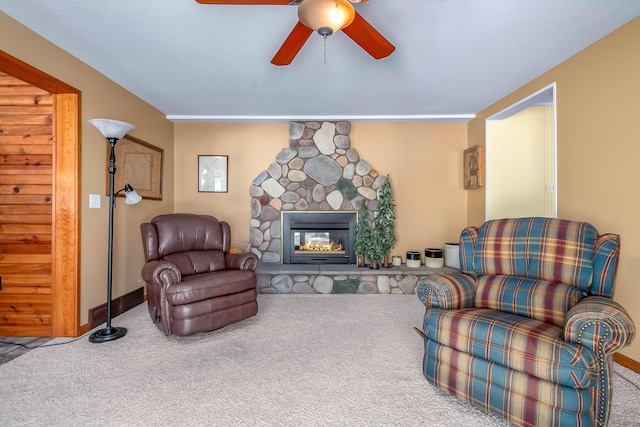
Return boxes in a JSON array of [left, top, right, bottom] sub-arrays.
[[89, 194, 101, 208], [546, 183, 555, 193]]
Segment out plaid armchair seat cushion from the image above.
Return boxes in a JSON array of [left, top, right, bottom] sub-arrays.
[[417, 217, 636, 427], [423, 307, 599, 388]]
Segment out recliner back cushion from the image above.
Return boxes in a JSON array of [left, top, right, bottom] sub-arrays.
[[524, 218, 595, 290], [474, 218, 530, 277], [474, 218, 596, 290], [149, 213, 229, 276], [152, 213, 225, 257]]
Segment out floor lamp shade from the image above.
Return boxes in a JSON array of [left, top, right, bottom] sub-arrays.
[[88, 118, 135, 140], [88, 118, 138, 343]]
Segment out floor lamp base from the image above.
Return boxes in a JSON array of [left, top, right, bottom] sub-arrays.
[[88, 326, 127, 343]]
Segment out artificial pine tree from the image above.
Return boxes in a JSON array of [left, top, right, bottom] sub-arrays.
[[354, 205, 372, 267], [375, 175, 397, 267], [368, 223, 385, 269]]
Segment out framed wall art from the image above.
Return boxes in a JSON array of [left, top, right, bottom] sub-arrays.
[[109, 134, 163, 200], [198, 155, 228, 193], [463, 145, 484, 190]]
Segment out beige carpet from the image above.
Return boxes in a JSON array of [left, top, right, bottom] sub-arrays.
[[0, 294, 638, 426]]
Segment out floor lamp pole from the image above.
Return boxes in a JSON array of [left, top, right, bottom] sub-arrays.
[[89, 137, 128, 343]]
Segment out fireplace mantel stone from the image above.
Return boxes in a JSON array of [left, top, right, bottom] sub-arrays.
[[250, 121, 384, 264], [256, 264, 459, 294]]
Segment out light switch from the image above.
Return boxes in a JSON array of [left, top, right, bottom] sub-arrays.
[[546, 183, 555, 193], [89, 194, 101, 209]]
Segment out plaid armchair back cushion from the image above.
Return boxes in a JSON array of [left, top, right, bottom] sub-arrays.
[[461, 218, 610, 326]]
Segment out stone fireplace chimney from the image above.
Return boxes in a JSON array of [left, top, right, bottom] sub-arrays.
[[250, 121, 386, 263]]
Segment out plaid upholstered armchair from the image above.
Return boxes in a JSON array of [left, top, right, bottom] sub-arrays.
[[417, 217, 635, 427]]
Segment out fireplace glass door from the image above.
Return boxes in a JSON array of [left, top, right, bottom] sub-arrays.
[[294, 230, 347, 256], [283, 212, 356, 264]]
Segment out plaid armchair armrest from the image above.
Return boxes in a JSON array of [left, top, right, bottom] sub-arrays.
[[141, 260, 182, 287], [564, 296, 636, 354], [417, 274, 476, 309]]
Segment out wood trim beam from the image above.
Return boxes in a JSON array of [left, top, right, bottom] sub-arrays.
[[614, 353, 640, 374], [0, 50, 79, 95], [53, 93, 81, 336]]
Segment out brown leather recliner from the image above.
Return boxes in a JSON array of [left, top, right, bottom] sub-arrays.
[[140, 213, 259, 336]]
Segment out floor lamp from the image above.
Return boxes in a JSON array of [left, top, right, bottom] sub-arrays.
[[88, 118, 142, 344]]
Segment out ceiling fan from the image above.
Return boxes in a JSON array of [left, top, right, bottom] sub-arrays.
[[195, 0, 396, 66]]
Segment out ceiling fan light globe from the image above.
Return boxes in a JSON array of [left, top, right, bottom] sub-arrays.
[[298, 0, 355, 34]]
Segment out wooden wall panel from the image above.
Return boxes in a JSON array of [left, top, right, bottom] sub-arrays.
[[0, 71, 53, 336]]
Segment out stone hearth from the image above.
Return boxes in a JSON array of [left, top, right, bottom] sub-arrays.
[[250, 121, 385, 264], [255, 264, 456, 294]]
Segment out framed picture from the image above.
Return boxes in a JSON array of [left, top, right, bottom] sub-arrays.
[[109, 134, 163, 200], [463, 145, 484, 190], [198, 155, 228, 192]]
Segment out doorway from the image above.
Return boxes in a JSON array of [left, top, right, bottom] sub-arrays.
[[485, 84, 557, 220], [0, 51, 80, 337]]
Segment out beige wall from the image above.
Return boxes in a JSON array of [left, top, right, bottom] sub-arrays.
[[1, 13, 175, 325], [174, 122, 469, 260], [468, 17, 640, 360]]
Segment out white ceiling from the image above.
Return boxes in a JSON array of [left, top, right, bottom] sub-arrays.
[[1, 1, 639, 122]]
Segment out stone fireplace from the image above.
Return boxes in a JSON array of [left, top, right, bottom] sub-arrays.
[[251, 121, 452, 294], [250, 121, 385, 264]]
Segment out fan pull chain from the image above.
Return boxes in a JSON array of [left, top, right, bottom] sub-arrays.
[[323, 35, 327, 64]]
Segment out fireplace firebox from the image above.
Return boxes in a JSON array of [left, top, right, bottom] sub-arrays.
[[282, 212, 357, 264]]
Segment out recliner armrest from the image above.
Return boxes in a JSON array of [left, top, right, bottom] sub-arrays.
[[416, 273, 476, 310], [141, 260, 182, 288], [564, 296, 636, 354], [225, 252, 259, 271]]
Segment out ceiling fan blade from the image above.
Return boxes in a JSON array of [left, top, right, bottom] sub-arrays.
[[341, 11, 395, 60], [195, 1, 293, 4], [271, 21, 313, 66]]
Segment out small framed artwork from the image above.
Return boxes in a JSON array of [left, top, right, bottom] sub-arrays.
[[198, 155, 228, 192], [109, 134, 163, 200], [463, 145, 484, 190]]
